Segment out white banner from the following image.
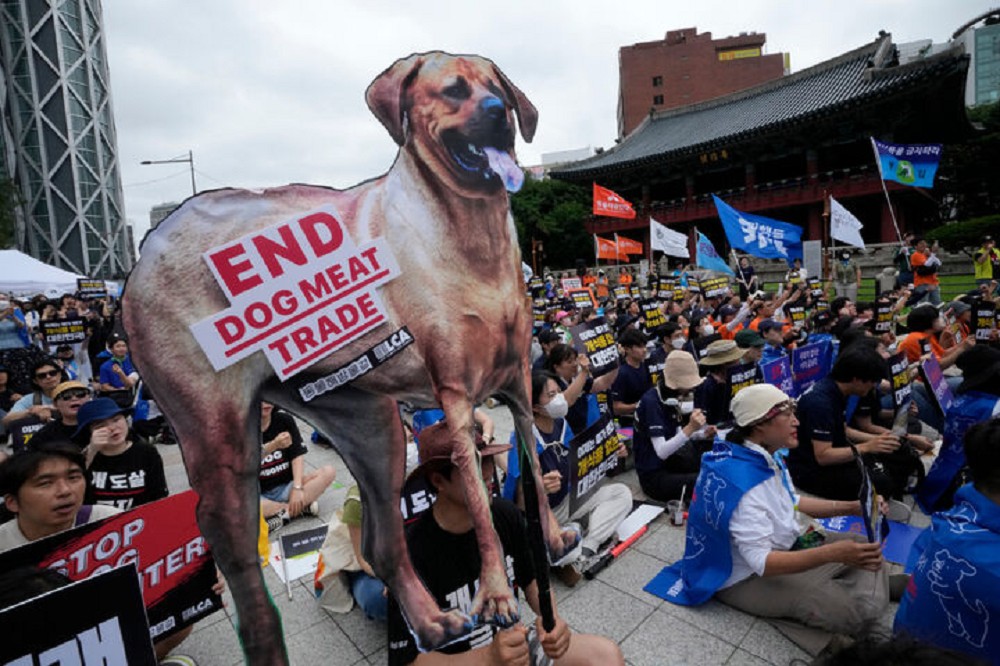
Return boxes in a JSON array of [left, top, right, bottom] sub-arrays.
[[650, 218, 689, 258], [829, 197, 866, 249]]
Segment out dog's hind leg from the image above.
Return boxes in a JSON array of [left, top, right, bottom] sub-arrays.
[[286, 387, 470, 651]]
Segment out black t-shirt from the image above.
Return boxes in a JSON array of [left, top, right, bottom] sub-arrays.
[[0, 388, 15, 413], [258, 410, 306, 492], [610, 360, 653, 426], [694, 373, 730, 425], [29, 419, 83, 449], [387, 499, 535, 665], [788, 376, 850, 484], [86, 442, 168, 509]]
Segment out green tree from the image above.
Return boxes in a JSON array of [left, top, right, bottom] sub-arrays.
[[0, 177, 22, 249], [509, 175, 591, 270]]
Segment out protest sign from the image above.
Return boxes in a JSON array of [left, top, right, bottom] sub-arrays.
[[0, 490, 221, 641], [297, 327, 414, 402], [189, 206, 402, 380], [41, 317, 86, 345], [787, 305, 806, 325], [567, 287, 597, 309], [919, 354, 955, 417], [271, 525, 329, 586], [528, 275, 544, 295], [630, 285, 641, 299], [807, 276, 824, 298], [974, 301, 996, 341], [640, 298, 667, 335], [726, 363, 761, 400], [699, 276, 729, 298], [761, 356, 795, 397], [0, 566, 157, 666], [855, 452, 887, 543], [814, 299, 830, 313], [561, 277, 582, 291], [532, 300, 547, 328], [888, 353, 912, 409], [8, 414, 45, 453], [595, 390, 611, 417], [613, 286, 629, 301], [570, 317, 619, 377], [874, 300, 894, 333], [76, 278, 108, 299], [791, 341, 832, 396], [568, 415, 622, 515], [655, 278, 675, 301], [686, 277, 701, 294]]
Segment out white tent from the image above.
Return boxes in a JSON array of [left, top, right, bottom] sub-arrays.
[[0, 249, 87, 297]]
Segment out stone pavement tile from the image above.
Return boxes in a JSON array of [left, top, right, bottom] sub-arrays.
[[658, 598, 755, 644], [595, 548, 669, 606], [557, 579, 656, 643], [634, 520, 686, 564], [725, 648, 774, 666], [738, 619, 810, 665], [272, 585, 339, 638], [621, 608, 737, 666], [173, 613, 244, 666], [367, 645, 389, 665], [328, 606, 387, 657], [284, 620, 363, 666]]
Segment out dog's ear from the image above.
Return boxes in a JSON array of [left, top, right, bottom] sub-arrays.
[[366, 55, 425, 146], [492, 65, 538, 143]]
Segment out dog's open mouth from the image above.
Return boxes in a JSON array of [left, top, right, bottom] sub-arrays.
[[442, 130, 524, 193]]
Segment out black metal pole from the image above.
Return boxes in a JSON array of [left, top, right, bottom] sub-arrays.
[[516, 430, 555, 631]]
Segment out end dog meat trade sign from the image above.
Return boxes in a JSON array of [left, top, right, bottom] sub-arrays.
[[191, 206, 401, 379]]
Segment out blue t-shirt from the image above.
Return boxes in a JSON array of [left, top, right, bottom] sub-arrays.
[[99, 356, 136, 389]]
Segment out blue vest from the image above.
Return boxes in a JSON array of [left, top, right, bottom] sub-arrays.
[[646, 441, 774, 606], [895, 484, 1000, 661], [917, 392, 998, 514]]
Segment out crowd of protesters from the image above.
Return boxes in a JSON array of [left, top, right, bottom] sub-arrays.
[[2, 232, 1000, 665]]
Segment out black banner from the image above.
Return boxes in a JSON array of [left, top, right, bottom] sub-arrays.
[[279, 525, 328, 559], [655, 277, 675, 302], [974, 301, 996, 342], [726, 363, 761, 400], [686, 277, 701, 294], [787, 305, 806, 325], [807, 276, 824, 298], [570, 317, 619, 377], [77, 278, 108, 298], [699, 276, 730, 298], [630, 285, 641, 299], [814, 299, 830, 313], [41, 318, 86, 345], [613, 286, 629, 301], [568, 288, 597, 310], [888, 353, 912, 409], [533, 301, 547, 328], [9, 414, 45, 453], [297, 327, 413, 401], [0, 566, 156, 666], [874, 300, 894, 333], [568, 415, 622, 515], [640, 298, 667, 336]]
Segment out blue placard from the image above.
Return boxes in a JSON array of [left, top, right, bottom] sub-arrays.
[[761, 356, 796, 398], [791, 341, 832, 396]]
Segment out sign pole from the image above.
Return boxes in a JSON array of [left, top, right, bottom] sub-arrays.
[[869, 137, 906, 247]]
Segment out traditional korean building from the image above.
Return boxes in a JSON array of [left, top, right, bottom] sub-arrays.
[[552, 33, 973, 256]]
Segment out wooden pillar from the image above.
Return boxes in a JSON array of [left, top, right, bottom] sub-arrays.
[[685, 175, 696, 204], [744, 163, 756, 191], [807, 204, 823, 242], [806, 149, 819, 180], [880, 198, 896, 244]]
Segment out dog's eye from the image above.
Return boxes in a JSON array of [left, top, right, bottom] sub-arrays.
[[442, 78, 471, 101]]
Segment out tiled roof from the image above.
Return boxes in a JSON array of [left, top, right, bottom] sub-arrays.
[[553, 35, 968, 179]]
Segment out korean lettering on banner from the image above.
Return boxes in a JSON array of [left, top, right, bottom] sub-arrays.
[[76, 278, 107, 299], [640, 298, 667, 335], [41, 318, 86, 344], [807, 276, 824, 298], [919, 354, 955, 417], [528, 275, 544, 296], [567, 288, 597, 310], [630, 286, 641, 299], [700, 277, 729, 298], [888, 353, 912, 409], [561, 277, 582, 291], [686, 277, 701, 294], [567, 414, 621, 516], [656, 278, 675, 301], [595, 390, 611, 417], [400, 473, 436, 525], [814, 299, 830, 313], [874, 300, 894, 333], [569, 317, 619, 377], [533, 300, 547, 327], [0, 490, 221, 641], [190, 206, 402, 380], [974, 301, 996, 342], [761, 356, 796, 398], [727, 363, 761, 399], [0, 566, 157, 666], [791, 341, 832, 396], [787, 306, 806, 325], [613, 286, 630, 301]]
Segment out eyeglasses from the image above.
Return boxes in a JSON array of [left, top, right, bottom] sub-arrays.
[[57, 389, 90, 400], [35, 369, 60, 380]]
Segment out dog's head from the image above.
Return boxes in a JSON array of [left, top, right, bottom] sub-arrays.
[[366, 52, 538, 195]]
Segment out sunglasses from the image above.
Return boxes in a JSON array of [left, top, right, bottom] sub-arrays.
[[35, 369, 61, 380], [57, 389, 90, 400]]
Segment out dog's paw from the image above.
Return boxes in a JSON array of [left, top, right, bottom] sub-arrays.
[[469, 568, 519, 628], [412, 609, 473, 652]]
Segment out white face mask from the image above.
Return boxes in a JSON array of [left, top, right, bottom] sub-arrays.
[[0, 301, 9, 310], [671, 337, 687, 350], [543, 393, 569, 419], [679, 400, 695, 415], [701, 324, 714, 336]]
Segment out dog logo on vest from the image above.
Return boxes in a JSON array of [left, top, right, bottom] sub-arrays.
[[947, 501, 988, 535], [683, 529, 707, 561], [927, 549, 990, 648], [701, 472, 728, 530]]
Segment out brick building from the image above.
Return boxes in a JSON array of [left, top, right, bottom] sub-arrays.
[[618, 27, 788, 138]]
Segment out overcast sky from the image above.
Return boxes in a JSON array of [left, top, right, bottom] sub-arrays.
[[103, 0, 996, 245]]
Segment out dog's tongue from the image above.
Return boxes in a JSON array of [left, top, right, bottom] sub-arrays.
[[484, 147, 524, 193]]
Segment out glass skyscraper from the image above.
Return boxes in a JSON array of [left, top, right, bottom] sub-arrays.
[[0, 0, 132, 279]]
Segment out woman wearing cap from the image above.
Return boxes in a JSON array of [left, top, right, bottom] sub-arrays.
[[76, 397, 168, 509], [695, 340, 748, 425], [656, 384, 890, 656], [633, 351, 715, 502], [29, 381, 91, 449]]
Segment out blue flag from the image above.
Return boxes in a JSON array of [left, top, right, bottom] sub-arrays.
[[872, 138, 941, 188], [712, 195, 803, 263], [695, 231, 734, 275]]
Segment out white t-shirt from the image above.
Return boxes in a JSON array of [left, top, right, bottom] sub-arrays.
[[0, 505, 120, 553]]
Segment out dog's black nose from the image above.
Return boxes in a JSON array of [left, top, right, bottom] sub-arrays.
[[479, 96, 506, 120]]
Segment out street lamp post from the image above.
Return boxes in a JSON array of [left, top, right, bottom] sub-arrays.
[[140, 150, 197, 196]]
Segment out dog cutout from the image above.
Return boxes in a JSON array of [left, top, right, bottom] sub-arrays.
[[123, 51, 577, 664]]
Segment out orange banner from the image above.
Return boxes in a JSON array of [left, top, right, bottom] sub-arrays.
[[593, 183, 636, 219], [595, 235, 623, 261], [617, 235, 644, 256]]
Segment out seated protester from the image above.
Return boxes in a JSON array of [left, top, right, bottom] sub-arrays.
[[895, 418, 1000, 662], [917, 346, 1000, 513], [75, 397, 168, 509], [546, 343, 618, 435], [389, 422, 625, 666], [258, 401, 335, 529], [684, 313, 721, 361], [735, 328, 765, 365], [53, 344, 81, 381], [633, 351, 715, 502], [615, 298, 641, 335], [807, 310, 837, 349], [659, 384, 891, 657], [759, 319, 790, 365], [1, 358, 64, 431], [532, 329, 561, 372], [898, 304, 973, 368], [98, 335, 138, 404], [503, 372, 631, 577], [789, 345, 909, 500], [938, 300, 972, 349], [696, 340, 748, 425], [29, 381, 91, 449], [610, 328, 652, 428], [649, 321, 687, 369], [340, 484, 388, 622]]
